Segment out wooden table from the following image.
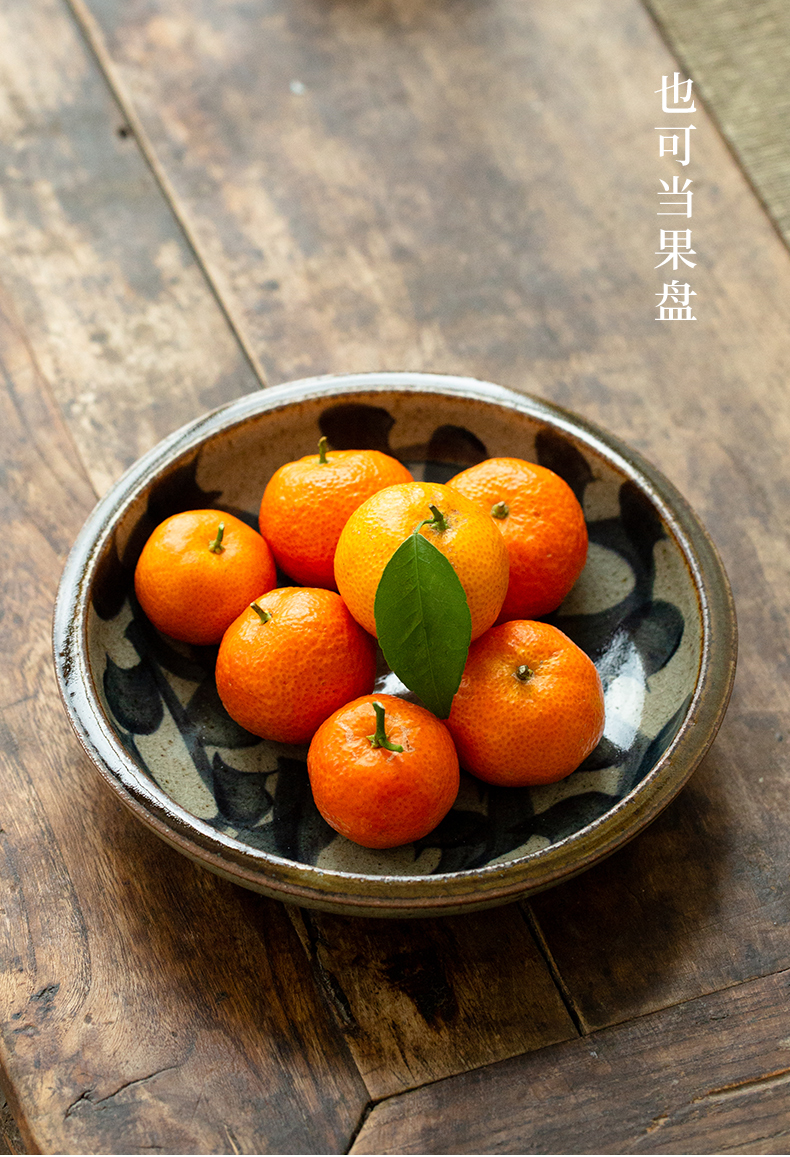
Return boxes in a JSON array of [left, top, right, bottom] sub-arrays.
[[2, 0, 790, 1152]]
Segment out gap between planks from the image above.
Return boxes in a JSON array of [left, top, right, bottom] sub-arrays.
[[62, 0, 270, 393], [520, 903, 586, 1036], [349, 964, 790, 1155], [44, 1, 790, 1138]]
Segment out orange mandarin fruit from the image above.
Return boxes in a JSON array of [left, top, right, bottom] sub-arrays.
[[448, 457, 588, 620], [215, 587, 377, 745], [446, 620, 605, 786], [307, 694, 460, 848], [333, 481, 509, 640], [134, 510, 276, 645], [259, 438, 413, 588]]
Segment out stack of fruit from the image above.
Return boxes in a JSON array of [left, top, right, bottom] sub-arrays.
[[133, 438, 605, 850]]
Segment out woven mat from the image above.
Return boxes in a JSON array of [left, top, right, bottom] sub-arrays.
[[645, 0, 790, 246]]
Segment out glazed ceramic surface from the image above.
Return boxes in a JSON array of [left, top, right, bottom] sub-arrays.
[[54, 373, 737, 916]]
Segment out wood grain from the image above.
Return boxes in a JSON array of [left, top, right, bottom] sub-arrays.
[[290, 906, 577, 1099], [67, 0, 773, 395], [0, 285, 369, 1152], [644, 0, 790, 248], [0, 0, 261, 499], [0, 5, 378, 1138], [75, 0, 790, 1034], [0, 1099, 24, 1156], [5, 0, 790, 1149], [526, 700, 790, 1032], [0, 3, 584, 1148], [352, 968, 790, 1154]]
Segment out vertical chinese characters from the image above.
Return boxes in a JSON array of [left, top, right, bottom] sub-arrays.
[[655, 73, 698, 320]]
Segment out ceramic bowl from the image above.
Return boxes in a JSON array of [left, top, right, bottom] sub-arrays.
[[53, 373, 737, 917]]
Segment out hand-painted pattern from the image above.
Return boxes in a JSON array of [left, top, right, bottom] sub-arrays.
[[94, 408, 695, 877]]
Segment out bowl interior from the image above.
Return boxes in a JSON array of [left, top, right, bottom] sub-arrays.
[[85, 388, 703, 881]]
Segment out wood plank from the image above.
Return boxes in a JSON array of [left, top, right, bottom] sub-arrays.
[[76, 0, 790, 1037], [0, 2, 584, 1143], [0, 2, 379, 1147], [0, 0, 261, 499], [352, 968, 790, 1154], [526, 701, 790, 1032], [67, 0, 790, 421], [290, 907, 577, 1099], [0, 3, 585, 1137], [644, 0, 790, 248], [0, 1100, 24, 1156], [0, 60, 370, 1157]]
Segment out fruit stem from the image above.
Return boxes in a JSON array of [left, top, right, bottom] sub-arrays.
[[416, 504, 449, 535], [208, 522, 225, 553], [515, 664, 533, 682], [367, 701, 404, 753], [318, 436, 329, 464], [491, 501, 509, 520], [250, 602, 272, 623]]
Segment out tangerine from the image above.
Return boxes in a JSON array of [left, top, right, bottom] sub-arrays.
[[448, 457, 588, 620], [307, 694, 460, 848], [215, 587, 377, 744], [446, 620, 605, 786], [259, 437, 413, 588], [134, 510, 277, 646], [334, 481, 509, 640]]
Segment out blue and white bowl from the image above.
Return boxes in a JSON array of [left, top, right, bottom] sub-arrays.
[[53, 373, 737, 916]]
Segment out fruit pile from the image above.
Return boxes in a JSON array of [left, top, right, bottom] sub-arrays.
[[134, 438, 605, 850]]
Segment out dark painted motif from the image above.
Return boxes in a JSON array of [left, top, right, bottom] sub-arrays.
[[95, 406, 690, 875]]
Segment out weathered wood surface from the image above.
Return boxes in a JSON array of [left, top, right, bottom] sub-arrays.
[[289, 907, 576, 1099], [352, 968, 790, 1154], [0, 283, 370, 1153], [0, 1100, 24, 1155], [0, 2, 377, 1151], [645, 0, 790, 248], [0, 0, 582, 1152], [526, 699, 790, 1031], [0, 0, 261, 500], [70, 0, 754, 400], [75, 0, 790, 1031], [2, 0, 790, 1151]]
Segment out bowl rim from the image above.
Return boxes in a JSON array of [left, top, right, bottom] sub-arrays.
[[53, 371, 738, 914]]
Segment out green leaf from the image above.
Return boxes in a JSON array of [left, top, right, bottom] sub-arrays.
[[374, 533, 472, 719]]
